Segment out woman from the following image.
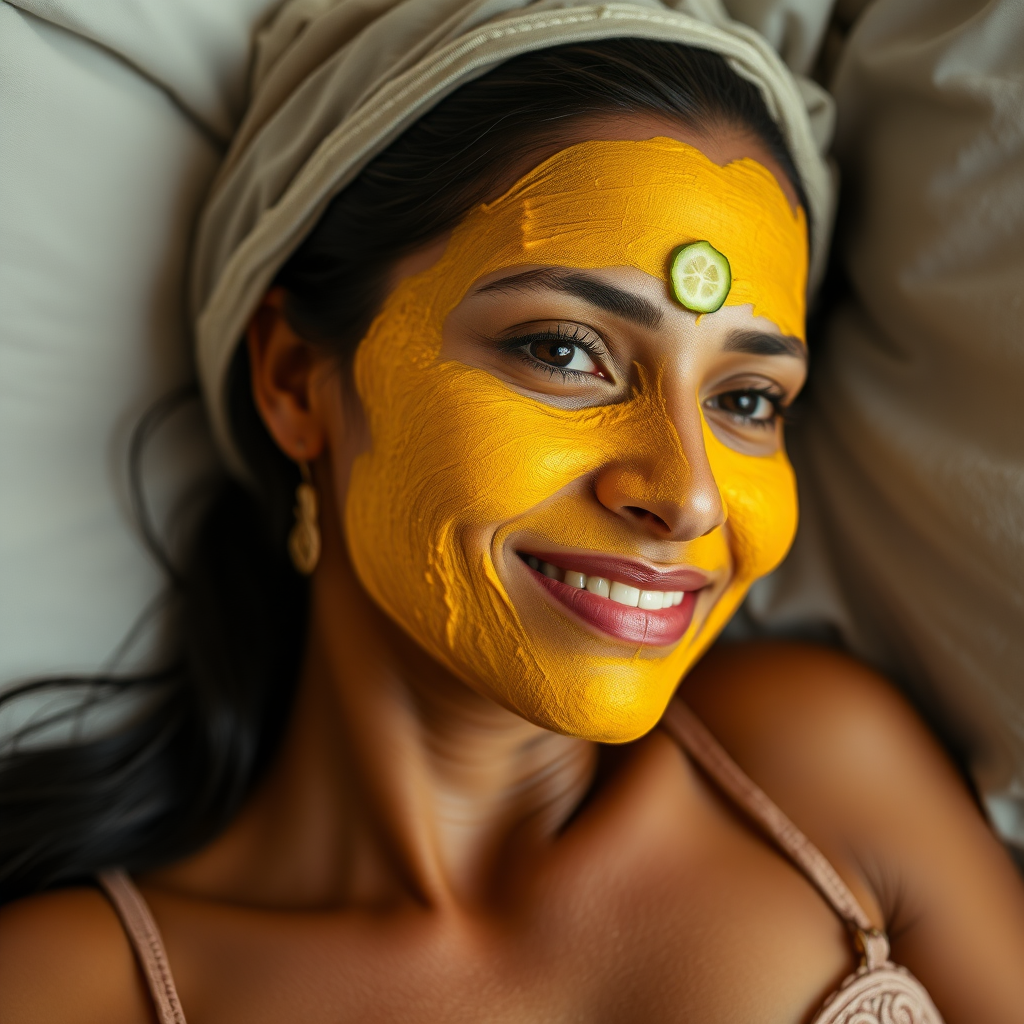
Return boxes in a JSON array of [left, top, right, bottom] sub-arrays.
[[1, 3, 1023, 1020]]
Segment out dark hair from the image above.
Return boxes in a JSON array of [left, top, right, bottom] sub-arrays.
[[0, 38, 809, 903]]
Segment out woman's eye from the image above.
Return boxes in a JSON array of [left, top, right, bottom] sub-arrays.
[[497, 323, 610, 381], [710, 389, 780, 424], [528, 337, 599, 374]]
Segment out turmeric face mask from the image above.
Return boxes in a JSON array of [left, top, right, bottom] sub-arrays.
[[342, 138, 807, 742]]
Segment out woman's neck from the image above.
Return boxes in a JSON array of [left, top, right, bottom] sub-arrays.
[[148, 524, 597, 912]]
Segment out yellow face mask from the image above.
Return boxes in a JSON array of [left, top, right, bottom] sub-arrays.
[[343, 138, 807, 742]]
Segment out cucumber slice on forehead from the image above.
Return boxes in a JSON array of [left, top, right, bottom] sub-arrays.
[[669, 241, 732, 314]]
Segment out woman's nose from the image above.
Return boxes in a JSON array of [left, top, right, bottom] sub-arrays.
[[593, 422, 725, 542]]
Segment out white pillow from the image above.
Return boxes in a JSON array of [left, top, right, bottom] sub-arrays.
[[0, 0, 277, 725]]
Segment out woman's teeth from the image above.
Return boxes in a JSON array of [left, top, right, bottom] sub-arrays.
[[525, 556, 686, 610]]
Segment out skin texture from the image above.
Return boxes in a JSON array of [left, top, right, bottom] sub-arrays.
[[2, 117, 1024, 1023]]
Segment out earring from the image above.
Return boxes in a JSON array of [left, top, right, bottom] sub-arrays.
[[287, 461, 320, 575]]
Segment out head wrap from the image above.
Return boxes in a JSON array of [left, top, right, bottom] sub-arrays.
[[191, 0, 834, 474]]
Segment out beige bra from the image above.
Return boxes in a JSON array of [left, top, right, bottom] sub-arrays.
[[97, 699, 944, 1024]]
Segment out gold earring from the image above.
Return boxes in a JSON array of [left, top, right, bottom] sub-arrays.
[[287, 461, 320, 575]]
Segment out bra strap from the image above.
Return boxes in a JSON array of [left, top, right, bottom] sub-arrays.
[[660, 699, 883, 949], [97, 869, 188, 1024]]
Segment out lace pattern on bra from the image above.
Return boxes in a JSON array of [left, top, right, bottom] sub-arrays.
[[815, 962, 942, 1023]]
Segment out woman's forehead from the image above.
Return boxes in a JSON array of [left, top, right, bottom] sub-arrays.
[[511, 112, 803, 212], [425, 137, 808, 343]]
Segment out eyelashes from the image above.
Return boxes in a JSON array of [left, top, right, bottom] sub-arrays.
[[497, 324, 610, 380], [705, 387, 794, 429]]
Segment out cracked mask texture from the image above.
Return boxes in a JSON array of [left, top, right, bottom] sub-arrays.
[[343, 138, 805, 741]]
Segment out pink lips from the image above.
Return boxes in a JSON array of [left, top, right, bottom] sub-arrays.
[[522, 553, 704, 646]]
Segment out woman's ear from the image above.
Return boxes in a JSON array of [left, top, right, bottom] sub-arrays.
[[246, 288, 328, 462]]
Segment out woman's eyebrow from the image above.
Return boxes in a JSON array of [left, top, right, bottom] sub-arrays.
[[475, 268, 663, 330], [724, 329, 807, 361]]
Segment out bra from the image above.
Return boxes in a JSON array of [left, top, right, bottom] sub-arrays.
[[96, 699, 944, 1024]]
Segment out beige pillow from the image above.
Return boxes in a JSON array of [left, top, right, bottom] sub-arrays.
[[748, 0, 1024, 852]]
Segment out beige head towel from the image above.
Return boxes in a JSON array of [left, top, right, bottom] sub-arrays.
[[192, 0, 834, 474]]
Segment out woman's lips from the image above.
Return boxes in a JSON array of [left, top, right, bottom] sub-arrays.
[[520, 552, 703, 646]]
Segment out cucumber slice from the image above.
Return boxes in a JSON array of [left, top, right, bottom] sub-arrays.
[[669, 241, 732, 313]]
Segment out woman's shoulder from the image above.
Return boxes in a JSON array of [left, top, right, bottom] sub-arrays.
[[677, 639, 967, 826], [678, 638, 938, 783], [674, 640, 989, 926], [0, 885, 152, 1024], [676, 640, 1024, 1015]]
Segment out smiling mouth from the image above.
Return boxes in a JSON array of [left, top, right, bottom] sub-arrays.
[[518, 552, 704, 646]]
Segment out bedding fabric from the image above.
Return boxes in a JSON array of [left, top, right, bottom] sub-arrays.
[[0, 0, 277, 730], [747, 0, 1024, 851]]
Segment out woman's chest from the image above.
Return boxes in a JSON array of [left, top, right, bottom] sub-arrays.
[[155, 832, 856, 1024]]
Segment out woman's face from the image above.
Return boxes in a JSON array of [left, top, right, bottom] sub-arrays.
[[331, 132, 808, 743]]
